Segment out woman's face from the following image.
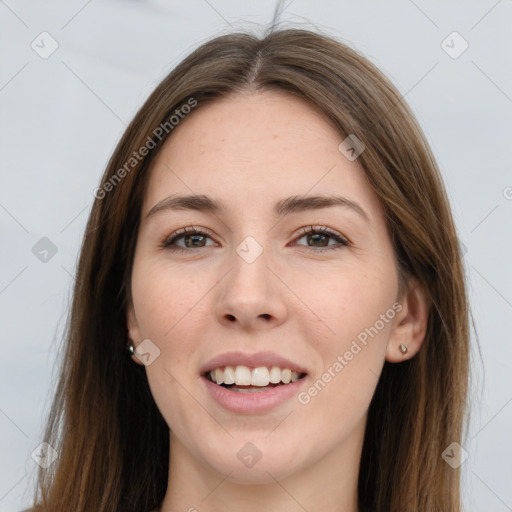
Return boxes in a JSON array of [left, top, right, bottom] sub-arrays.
[[127, 90, 406, 483]]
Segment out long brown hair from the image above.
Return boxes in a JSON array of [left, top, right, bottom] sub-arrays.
[[28, 26, 474, 512]]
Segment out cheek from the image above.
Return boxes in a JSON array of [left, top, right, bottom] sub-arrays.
[[298, 267, 396, 343], [145, 367, 202, 446], [131, 260, 199, 337], [298, 268, 396, 406]]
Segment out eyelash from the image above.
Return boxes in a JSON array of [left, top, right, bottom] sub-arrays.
[[160, 225, 349, 254]]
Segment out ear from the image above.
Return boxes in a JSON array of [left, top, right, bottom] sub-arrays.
[[126, 300, 145, 366], [386, 276, 430, 363]]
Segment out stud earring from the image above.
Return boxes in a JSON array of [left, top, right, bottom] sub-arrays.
[[399, 343, 408, 354]]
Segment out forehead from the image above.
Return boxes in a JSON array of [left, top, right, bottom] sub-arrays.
[[163, 90, 340, 160], [142, 90, 383, 226]]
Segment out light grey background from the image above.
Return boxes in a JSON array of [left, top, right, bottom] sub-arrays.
[[1, 1, 511, 510]]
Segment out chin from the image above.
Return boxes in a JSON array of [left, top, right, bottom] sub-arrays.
[[208, 459, 301, 485], [199, 437, 304, 484]]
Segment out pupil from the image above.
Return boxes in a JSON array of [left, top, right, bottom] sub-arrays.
[[310, 233, 328, 247], [185, 234, 205, 248]]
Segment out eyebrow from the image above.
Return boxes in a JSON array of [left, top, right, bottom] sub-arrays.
[[146, 194, 370, 223]]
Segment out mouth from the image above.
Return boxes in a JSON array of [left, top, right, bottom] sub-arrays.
[[202, 365, 308, 393], [199, 351, 310, 412]]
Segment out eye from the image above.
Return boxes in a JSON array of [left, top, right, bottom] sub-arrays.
[[160, 225, 350, 253], [160, 227, 216, 251], [293, 225, 349, 253]]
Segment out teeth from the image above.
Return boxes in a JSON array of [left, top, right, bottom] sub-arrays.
[[234, 366, 252, 385], [208, 365, 304, 386], [223, 365, 235, 385], [251, 367, 269, 386], [269, 366, 281, 383]]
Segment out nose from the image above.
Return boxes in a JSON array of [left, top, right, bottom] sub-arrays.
[[213, 242, 288, 332]]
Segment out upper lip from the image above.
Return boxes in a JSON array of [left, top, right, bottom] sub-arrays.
[[200, 351, 309, 376]]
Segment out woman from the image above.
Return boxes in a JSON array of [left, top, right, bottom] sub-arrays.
[[28, 26, 473, 512]]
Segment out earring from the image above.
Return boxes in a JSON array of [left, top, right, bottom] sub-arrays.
[[127, 342, 135, 355], [399, 343, 408, 354]]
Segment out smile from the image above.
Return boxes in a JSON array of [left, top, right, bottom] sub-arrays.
[[201, 368, 308, 413], [205, 365, 307, 393]]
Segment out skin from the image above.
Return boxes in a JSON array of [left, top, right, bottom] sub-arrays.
[[126, 90, 430, 512]]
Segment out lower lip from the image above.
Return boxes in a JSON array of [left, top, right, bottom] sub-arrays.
[[201, 375, 308, 413]]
